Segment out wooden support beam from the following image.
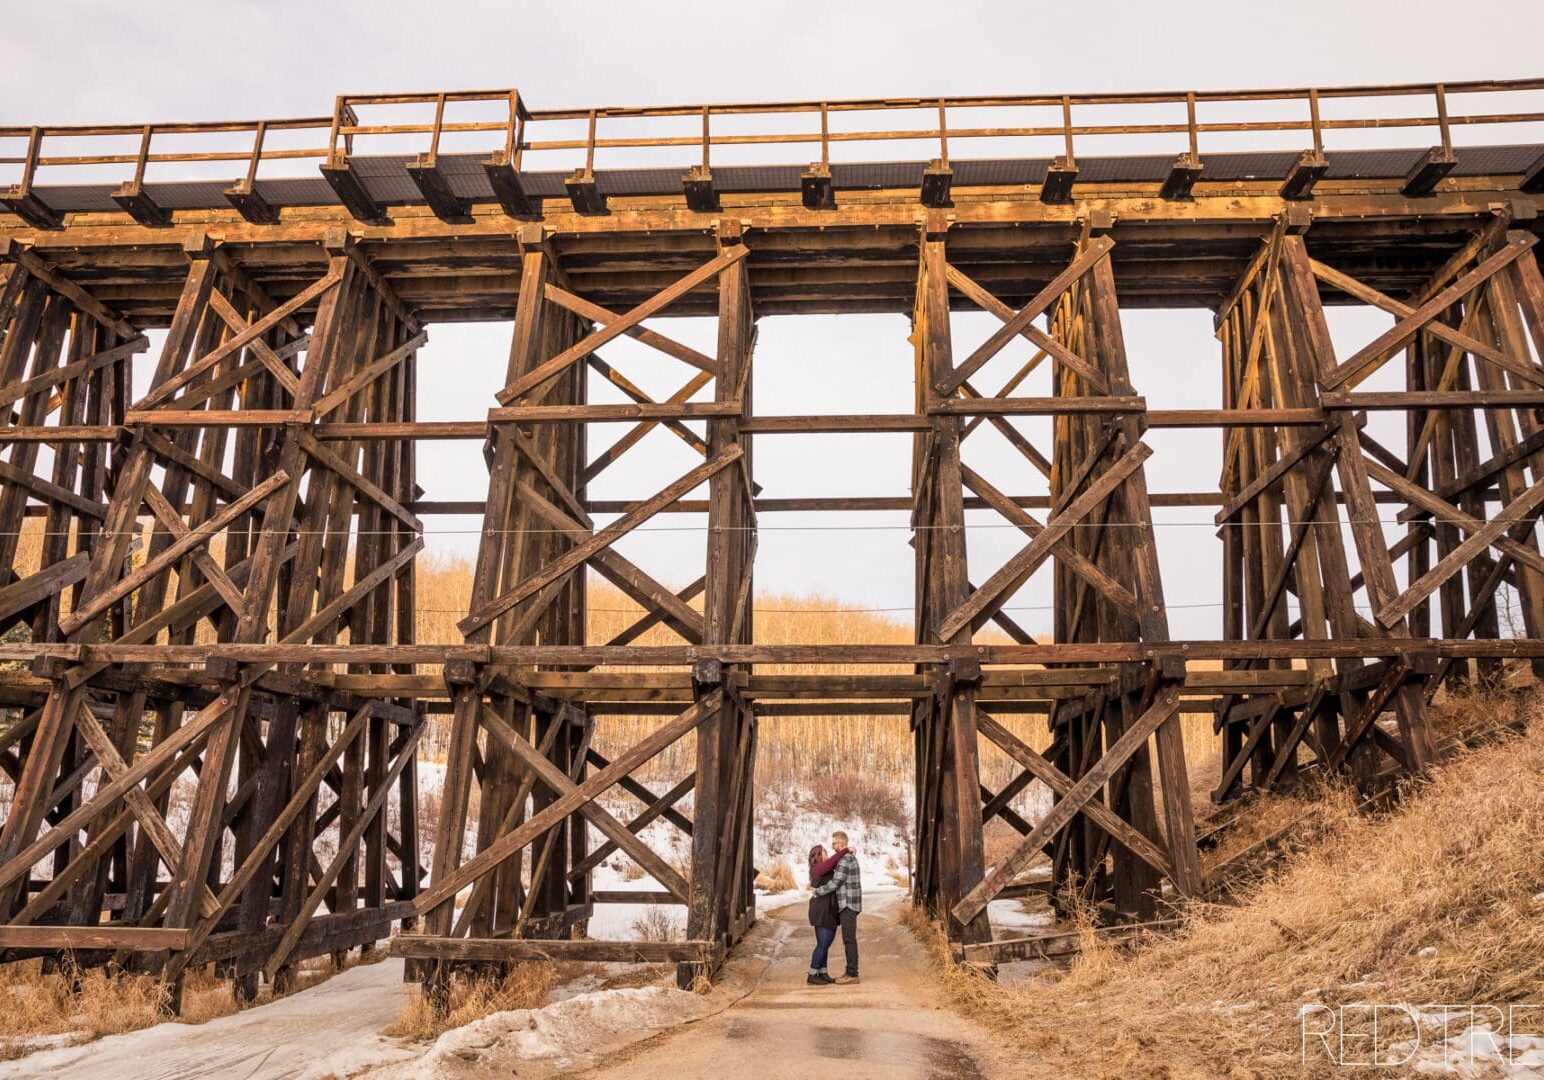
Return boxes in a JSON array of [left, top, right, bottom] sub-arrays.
[[405, 155, 471, 221], [1280, 150, 1329, 200], [1522, 152, 1544, 194], [921, 162, 953, 208], [1041, 157, 1078, 204], [319, 153, 386, 224], [393, 935, 713, 964], [0, 926, 190, 950], [484, 152, 536, 216], [682, 165, 719, 213], [1160, 153, 1203, 201], [959, 921, 1178, 965], [564, 169, 606, 214], [801, 162, 834, 210], [1403, 146, 1457, 197], [111, 182, 171, 229], [223, 179, 279, 225], [1, 187, 62, 230]]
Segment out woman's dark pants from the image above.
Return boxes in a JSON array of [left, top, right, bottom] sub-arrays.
[[810, 925, 836, 973]]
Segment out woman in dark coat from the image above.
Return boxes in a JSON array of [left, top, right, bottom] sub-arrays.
[[807, 843, 843, 985]]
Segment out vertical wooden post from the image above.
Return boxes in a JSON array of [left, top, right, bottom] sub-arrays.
[[914, 217, 992, 948], [1080, 239, 1202, 900], [1278, 235, 1436, 772], [681, 218, 755, 988]]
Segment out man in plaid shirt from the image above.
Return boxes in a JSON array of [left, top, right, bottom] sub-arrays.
[[810, 830, 862, 982]]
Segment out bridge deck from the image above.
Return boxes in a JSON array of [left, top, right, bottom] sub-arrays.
[[2, 145, 1538, 321]]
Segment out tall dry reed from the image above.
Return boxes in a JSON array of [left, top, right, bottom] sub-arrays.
[[410, 553, 1217, 790]]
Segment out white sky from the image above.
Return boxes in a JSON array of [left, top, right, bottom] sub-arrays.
[[5, 1, 1542, 638]]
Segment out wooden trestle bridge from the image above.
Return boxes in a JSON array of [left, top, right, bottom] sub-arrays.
[[0, 78, 1542, 1002]]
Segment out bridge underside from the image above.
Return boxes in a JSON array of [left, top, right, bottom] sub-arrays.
[[1, 81, 1543, 998], [16, 141, 1544, 321]]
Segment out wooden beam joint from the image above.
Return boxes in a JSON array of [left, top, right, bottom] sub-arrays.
[[1402, 146, 1457, 198], [319, 152, 387, 224]]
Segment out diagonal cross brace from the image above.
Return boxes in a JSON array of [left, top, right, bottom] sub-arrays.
[[976, 713, 1173, 880], [162, 703, 376, 981], [513, 477, 705, 643], [477, 706, 691, 904], [458, 446, 742, 636], [134, 268, 341, 412], [141, 485, 247, 615], [936, 236, 1114, 397], [413, 691, 722, 917], [568, 774, 695, 881], [206, 289, 302, 398], [497, 247, 746, 404], [544, 283, 722, 379], [59, 469, 290, 636], [264, 718, 424, 979], [945, 262, 1111, 394], [0, 691, 238, 894], [960, 463, 1140, 619], [448, 709, 566, 941], [953, 688, 1183, 926], [70, 708, 221, 918], [1324, 233, 1538, 390], [936, 441, 1151, 641], [1374, 470, 1544, 629], [1306, 257, 1527, 381]]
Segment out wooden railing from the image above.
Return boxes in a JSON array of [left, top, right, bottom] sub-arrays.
[[3, 78, 1543, 190]]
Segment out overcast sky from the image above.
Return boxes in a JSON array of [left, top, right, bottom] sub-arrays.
[[5, 2, 1541, 638]]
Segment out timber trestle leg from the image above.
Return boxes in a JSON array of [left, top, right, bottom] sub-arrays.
[[0, 229, 426, 1008]]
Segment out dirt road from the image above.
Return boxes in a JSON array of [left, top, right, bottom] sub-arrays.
[[0, 889, 1016, 1079], [563, 888, 1011, 1080]]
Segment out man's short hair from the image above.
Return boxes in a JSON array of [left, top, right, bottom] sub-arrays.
[[831, 830, 848, 845]]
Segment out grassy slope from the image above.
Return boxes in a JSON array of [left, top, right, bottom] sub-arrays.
[[921, 688, 1544, 1079]]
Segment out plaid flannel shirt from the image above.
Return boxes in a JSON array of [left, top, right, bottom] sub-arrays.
[[811, 850, 862, 913]]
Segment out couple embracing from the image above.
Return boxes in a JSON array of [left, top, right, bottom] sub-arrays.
[[805, 830, 861, 986]]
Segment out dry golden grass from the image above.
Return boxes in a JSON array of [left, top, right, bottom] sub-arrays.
[[0, 943, 374, 1058], [0, 961, 245, 1059], [629, 906, 683, 943], [383, 962, 560, 1042], [908, 687, 1544, 1079], [754, 861, 796, 892]]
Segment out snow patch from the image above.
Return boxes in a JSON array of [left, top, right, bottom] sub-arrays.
[[377, 986, 704, 1076], [988, 898, 1054, 932]]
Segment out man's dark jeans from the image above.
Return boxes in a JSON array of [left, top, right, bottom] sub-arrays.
[[838, 908, 859, 977]]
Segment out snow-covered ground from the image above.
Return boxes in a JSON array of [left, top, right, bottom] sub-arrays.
[[750, 788, 914, 891], [366, 985, 709, 1078], [0, 957, 418, 1080], [575, 779, 918, 945]]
